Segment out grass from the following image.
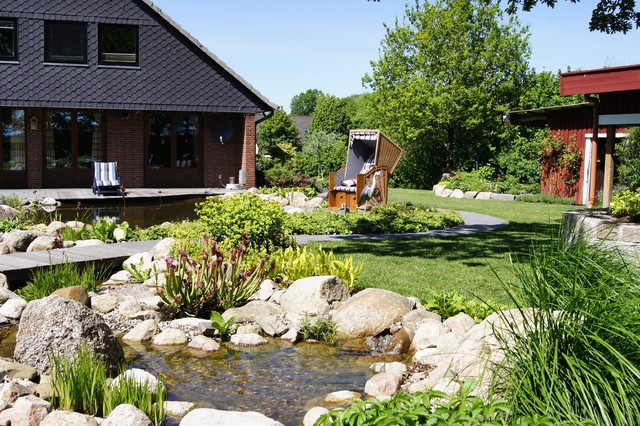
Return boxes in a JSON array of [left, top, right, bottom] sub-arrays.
[[308, 188, 577, 305], [18, 260, 107, 301]]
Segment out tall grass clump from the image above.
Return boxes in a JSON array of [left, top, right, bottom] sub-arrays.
[[50, 346, 165, 425], [494, 236, 640, 425], [18, 260, 106, 301]]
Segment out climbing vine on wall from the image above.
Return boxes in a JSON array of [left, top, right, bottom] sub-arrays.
[[542, 132, 582, 196]]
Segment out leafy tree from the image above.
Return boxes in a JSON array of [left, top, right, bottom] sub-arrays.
[[309, 95, 351, 136], [365, 0, 531, 188], [344, 93, 380, 130], [290, 89, 324, 115], [294, 131, 347, 180], [506, 0, 640, 34], [256, 109, 299, 162], [617, 127, 640, 190]]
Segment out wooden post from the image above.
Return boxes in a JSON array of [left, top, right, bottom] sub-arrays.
[[588, 101, 599, 208], [602, 126, 615, 208]]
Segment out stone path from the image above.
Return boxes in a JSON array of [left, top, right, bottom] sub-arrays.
[[295, 211, 508, 244]]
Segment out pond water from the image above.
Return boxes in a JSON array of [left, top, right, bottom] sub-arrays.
[[54, 198, 202, 229], [0, 326, 389, 426]]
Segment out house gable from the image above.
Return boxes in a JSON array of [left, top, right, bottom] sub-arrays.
[[0, 0, 276, 113]]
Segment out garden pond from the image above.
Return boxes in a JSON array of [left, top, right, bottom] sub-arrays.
[[0, 325, 397, 425]]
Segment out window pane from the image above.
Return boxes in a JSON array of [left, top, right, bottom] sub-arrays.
[[45, 21, 87, 64], [177, 115, 198, 168], [77, 112, 101, 169], [46, 112, 72, 169], [148, 115, 171, 169], [99, 24, 138, 65], [0, 19, 16, 60], [1, 109, 25, 171]]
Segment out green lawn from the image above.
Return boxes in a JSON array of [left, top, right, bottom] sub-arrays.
[[308, 189, 578, 305]]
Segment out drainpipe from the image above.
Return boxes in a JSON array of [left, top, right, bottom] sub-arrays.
[[255, 110, 274, 126], [585, 95, 599, 208]]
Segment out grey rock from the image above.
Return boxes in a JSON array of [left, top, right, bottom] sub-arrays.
[[441, 188, 453, 197], [0, 274, 7, 289], [111, 369, 162, 396], [223, 300, 288, 336], [364, 372, 403, 399], [324, 390, 361, 404], [153, 328, 188, 346], [91, 293, 121, 314], [490, 193, 516, 201], [432, 184, 446, 197], [279, 276, 349, 318], [230, 333, 268, 346], [303, 407, 330, 426], [40, 410, 100, 426], [0, 357, 39, 381], [0, 242, 8, 255], [463, 191, 479, 199], [149, 238, 176, 261], [14, 295, 124, 375], [118, 296, 142, 317], [46, 221, 68, 236], [0, 297, 27, 320], [450, 189, 464, 199], [3, 230, 44, 252], [123, 319, 160, 342], [74, 239, 105, 247], [333, 288, 415, 338], [0, 205, 20, 220], [370, 361, 407, 376], [475, 192, 492, 200], [26, 235, 61, 252], [250, 280, 277, 301], [102, 404, 152, 426], [411, 321, 449, 352], [0, 287, 21, 304], [188, 335, 221, 352], [0, 379, 32, 403], [179, 408, 284, 426], [51, 285, 89, 307], [164, 401, 196, 418], [443, 313, 477, 335]]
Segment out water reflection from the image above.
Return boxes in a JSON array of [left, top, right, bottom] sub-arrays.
[[53, 198, 202, 228]]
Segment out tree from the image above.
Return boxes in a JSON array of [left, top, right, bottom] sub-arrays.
[[290, 89, 324, 115], [256, 109, 299, 162], [366, 0, 531, 188], [294, 131, 347, 180], [308, 95, 351, 136], [506, 0, 640, 34], [344, 93, 380, 130]]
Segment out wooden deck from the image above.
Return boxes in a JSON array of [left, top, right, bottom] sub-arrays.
[[0, 240, 159, 283]]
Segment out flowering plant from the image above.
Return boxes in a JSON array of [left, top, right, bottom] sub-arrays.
[[158, 235, 274, 317]]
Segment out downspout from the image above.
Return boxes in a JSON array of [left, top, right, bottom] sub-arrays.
[[255, 110, 274, 126], [585, 95, 599, 208]]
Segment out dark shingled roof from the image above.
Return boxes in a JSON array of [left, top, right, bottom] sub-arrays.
[[0, 0, 277, 113]]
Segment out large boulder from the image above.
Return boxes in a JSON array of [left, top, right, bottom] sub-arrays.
[[279, 276, 349, 318], [333, 288, 415, 338], [102, 404, 152, 426], [40, 410, 100, 426], [0, 204, 20, 220], [27, 235, 61, 252], [13, 295, 124, 375], [223, 300, 288, 336], [3, 230, 44, 252], [180, 408, 284, 426]]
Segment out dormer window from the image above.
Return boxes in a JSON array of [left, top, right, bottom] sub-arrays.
[[44, 21, 87, 64], [0, 19, 17, 61], [99, 24, 138, 66]]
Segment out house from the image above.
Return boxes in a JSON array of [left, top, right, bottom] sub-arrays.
[[506, 64, 640, 206], [292, 115, 313, 144], [0, 0, 276, 190]]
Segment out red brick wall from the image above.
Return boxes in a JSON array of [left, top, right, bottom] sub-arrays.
[[105, 110, 145, 188], [203, 114, 245, 188], [242, 114, 256, 188]]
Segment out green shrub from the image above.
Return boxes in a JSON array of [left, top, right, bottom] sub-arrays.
[[258, 186, 318, 198], [495, 237, 640, 424], [285, 204, 464, 236], [316, 380, 558, 425], [610, 188, 640, 221], [269, 246, 363, 292], [0, 194, 23, 209], [210, 310, 237, 341], [0, 215, 26, 233], [18, 260, 105, 301], [159, 235, 275, 317], [445, 167, 495, 192], [422, 290, 502, 322], [516, 193, 574, 204], [195, 193, 292, 250], [50, 345, 165, 425], [616, 127, 640, 190], [299, 313, 337, 344]]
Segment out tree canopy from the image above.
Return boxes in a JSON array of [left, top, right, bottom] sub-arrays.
[[308, 95, 351, 136], [256, 109, 299, 162], [506, 0, 640, 34], [290, 89, 324, 115], [366, 0, 531, 188]]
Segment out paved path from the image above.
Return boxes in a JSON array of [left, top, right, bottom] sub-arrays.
[[295, 211, 508, 244]]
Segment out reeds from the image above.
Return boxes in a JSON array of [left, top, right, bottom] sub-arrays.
[[494, 237, 640, 425]]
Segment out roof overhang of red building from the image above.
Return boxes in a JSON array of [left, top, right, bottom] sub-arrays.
[[561, 64, 640, 96]]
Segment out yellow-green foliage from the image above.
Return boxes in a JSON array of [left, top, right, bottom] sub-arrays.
[[269, 246, 363, 292], [610, 189, 640, 222], [195, 193, 292, 250]]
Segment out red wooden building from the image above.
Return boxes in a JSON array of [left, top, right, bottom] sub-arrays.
[[506, 64, 640, 206]]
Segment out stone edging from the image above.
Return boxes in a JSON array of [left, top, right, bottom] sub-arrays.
[[563, 210, 640, 259], [432, 185, 516, 201]]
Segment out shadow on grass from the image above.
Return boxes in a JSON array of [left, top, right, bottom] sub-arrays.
[[322, 220, 562, 264]]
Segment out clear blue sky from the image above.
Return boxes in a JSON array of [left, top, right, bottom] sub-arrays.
[[152, 0, 640, 111]]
